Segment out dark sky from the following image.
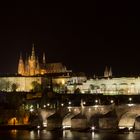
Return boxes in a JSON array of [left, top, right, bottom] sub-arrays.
[[0, 2, 140, 76]]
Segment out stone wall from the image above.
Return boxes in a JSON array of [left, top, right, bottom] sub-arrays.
[[0, 76, 45, 92]]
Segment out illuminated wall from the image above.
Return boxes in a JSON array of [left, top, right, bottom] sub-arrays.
[[66, 77, 140, 95], [0, 76, 42, 92]]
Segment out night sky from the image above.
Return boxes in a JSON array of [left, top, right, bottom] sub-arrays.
[[0, 2, 140, 76]]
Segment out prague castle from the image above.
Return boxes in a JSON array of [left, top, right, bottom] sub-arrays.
[[0, 45, 71, 92], [1, 45, 140, 95], [18, 44, 46, 76], [18, 44, 71, 76]]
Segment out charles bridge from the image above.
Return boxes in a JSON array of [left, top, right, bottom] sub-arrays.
[[36, 94, 140, 131]]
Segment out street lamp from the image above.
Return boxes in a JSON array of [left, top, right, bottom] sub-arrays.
[[95, 99, 98, 103], [68, 101, 71, 105], [129, 97, 132, 102], [110, 100, 114, 104]]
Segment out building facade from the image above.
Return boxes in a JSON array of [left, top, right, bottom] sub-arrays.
[[18, 44, 46, 76], [18, 45, 71, 76]]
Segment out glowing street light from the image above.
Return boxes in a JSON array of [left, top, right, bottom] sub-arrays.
[[61, 103, 64, 107], [83, 101, 86, 105], [95, 99, 98, 103], [30, 108, 34, 112], [68, 101, 71, 105], [110, 100, 114, 104], [47, 103, 50, 107], [129, 97, 132, 102]]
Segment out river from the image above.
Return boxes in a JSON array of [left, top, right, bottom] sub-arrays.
[[0, 130, 140, 140]]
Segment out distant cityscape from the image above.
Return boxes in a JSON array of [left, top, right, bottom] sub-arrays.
[[1, 45, 140, 133], [0, 45, 139, 95]]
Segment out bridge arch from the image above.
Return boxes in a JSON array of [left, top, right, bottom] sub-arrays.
[[118, 112, 140, 129]]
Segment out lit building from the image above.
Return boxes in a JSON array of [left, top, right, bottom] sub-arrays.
[[18, 44, 46, 76], [66, 67, 140, 95], [18, 44, 71, 76]]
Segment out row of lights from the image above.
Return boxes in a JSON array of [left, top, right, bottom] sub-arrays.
[[30, 97, 133, 112]]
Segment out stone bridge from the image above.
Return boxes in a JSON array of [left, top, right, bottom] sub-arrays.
[[38, 104, 140, 130]]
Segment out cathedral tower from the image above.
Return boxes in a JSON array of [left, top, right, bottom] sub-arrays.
[[28, 44, 36, 75], [18, 53, 25, 75], [104, 66, 109, 78], [108, 67, 112, 77], [18, 44, 48, 76]]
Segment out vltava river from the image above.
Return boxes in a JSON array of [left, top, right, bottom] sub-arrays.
[[0, 130, 140, 140]]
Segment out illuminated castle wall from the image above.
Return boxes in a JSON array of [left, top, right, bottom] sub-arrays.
[[65, 67, 140, 95], [0, 76, 43, 92], [73, 77, 140, 95]]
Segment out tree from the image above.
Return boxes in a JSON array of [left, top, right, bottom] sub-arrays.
[[90, 84, 95, 93], [0, 79, 11, 91], [74, 88, 81, 94], [31, 81, 42, 92], [11, 83, 18, 92]]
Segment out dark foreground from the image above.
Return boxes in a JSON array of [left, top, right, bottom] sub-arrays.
[[0, 130, 140, 140]]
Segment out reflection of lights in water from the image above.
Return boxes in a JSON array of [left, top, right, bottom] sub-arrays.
[[30, 131, 35, 139], [63, 130, 73, 138], [127, 132, 134, 139], [89, 108, 91, 112], [10, 129, 17, 139], [11, 129, 17, 135], [128, 103, 134, 107], [37, 130, 40, 137], [42, 131, 52, 139], [92, 132, 95, 139], [42, 129, 47, 133]]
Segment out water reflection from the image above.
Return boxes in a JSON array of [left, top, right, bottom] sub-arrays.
[[1, 130, 140, 140]]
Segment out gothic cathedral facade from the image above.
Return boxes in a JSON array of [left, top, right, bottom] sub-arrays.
[[18, 45, 46, 76]]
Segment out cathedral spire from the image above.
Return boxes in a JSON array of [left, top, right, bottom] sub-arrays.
[[31, 43, 35, 59], [20, 52, 22, 59], [109, 67, 112, 77], [18, 53, 25, 75], [104, 66, 109, 78], [43, 52, 46, 65]]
